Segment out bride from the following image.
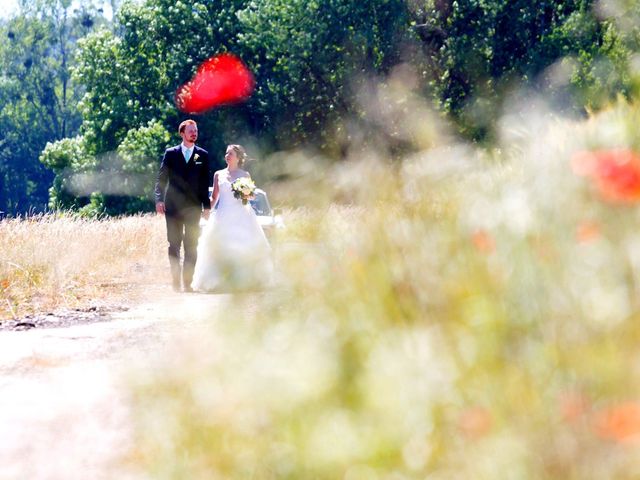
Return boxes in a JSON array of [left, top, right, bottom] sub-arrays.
[[191, 144, 273, 291]]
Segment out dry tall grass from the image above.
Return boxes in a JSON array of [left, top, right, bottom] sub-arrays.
[[0, 209, 318, 321], [0, 213, 167, 320]]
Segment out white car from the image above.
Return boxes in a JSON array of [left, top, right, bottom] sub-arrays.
[[200, 188, 284, 238], [249, 188, 285, 237]]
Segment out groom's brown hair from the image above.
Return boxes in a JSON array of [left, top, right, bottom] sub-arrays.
[[178, 119, 197, 134]]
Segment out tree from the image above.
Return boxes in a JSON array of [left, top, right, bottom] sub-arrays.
[[237, 0, 414, 151], [0, 0, 106, 215], [409, 0, 632, 140]]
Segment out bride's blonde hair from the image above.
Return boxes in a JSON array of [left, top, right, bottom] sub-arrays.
[[228, 144, 248, 167]]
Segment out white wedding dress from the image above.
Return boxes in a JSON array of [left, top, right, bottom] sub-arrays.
[[191, 172, 273, 291]]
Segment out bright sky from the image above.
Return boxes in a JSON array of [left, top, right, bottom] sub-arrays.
[[0, 0, 114, 20], [0, 0, 19, 18]]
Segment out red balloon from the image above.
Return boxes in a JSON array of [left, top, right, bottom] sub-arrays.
[[175, 53, 255, 114]]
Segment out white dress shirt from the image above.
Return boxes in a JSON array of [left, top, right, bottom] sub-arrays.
[[181, 143, 193, 163]]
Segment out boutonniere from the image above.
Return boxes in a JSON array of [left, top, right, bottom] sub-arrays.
[[194, 153, 200, 161]]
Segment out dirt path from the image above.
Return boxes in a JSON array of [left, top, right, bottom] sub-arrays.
[[0, 286, 233, 480]]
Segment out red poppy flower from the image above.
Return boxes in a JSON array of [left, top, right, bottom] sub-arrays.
[[572, 149, 640, 203], [471, 229, 495, 254], [559, 391, 590, 424], [458, 406, 493, 438], [175, 53, 255, 114], [593, 401, 640, 444], [575, 220, 600, 244]]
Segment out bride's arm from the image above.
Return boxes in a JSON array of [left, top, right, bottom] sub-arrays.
[[211, 171, 220, 208]]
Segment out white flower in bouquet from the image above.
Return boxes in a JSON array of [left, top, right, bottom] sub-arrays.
[[231, 177, 256, 205]]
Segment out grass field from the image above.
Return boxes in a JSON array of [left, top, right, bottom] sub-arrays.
[[0, 213, 167, 320], [5, 99, 640, 477], [0, 208, 316, 320]]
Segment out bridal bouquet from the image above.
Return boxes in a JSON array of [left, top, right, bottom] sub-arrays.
[[231, 177, 256, 205]]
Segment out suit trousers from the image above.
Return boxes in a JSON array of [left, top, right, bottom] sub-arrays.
[[166, 207, 201, 288]]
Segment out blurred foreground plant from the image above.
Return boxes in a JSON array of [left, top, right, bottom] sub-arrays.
[[130, 99, 640, 479]]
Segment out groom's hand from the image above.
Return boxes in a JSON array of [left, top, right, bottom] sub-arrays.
[[203, 209, 211, 220], [156, 202, 166, 215]]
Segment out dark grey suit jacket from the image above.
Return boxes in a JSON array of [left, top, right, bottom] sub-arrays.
[[155, 145, 211, 215]]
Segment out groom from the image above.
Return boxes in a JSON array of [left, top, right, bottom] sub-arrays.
[[155, 119, 211, 292]]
